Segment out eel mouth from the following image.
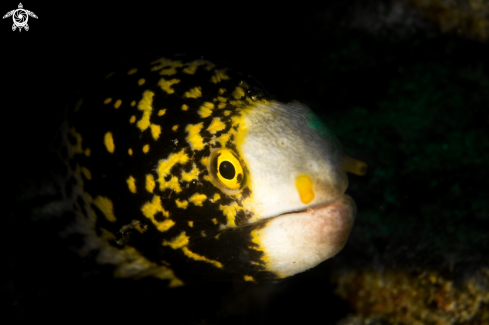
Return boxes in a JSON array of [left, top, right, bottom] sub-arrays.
[[255, 194, 357, 277], [274, 194, 357, 226], [260, 194, 357, 252]]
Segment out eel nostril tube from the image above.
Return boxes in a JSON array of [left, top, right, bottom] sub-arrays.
[[341, 154, 368, 176]]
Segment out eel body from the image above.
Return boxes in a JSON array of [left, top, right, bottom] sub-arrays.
[[53, 54, 366, 286]]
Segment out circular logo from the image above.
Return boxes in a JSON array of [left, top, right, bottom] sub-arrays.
[[13, 9, 27, 28], [3, 3, 38, 32]]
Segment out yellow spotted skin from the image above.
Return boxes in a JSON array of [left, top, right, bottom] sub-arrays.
[[56, 54, 280, 285]]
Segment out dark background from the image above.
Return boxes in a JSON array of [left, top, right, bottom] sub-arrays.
[[3, 1, 489, 324]]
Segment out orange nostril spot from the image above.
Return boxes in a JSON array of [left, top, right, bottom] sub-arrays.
[[295, 174, 315, 204]]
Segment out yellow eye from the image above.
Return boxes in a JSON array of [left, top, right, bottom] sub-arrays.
[[212, 149, 244, 190]]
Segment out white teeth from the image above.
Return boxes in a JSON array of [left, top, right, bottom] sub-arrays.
[[307, 208, 315, 213]]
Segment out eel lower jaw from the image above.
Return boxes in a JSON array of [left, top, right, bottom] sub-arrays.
[[257, 194, 357, 278]]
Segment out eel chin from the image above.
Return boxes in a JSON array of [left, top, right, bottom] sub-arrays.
[[258, 194, 356, 277]]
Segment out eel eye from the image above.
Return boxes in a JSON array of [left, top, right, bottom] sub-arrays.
[[213, 149, 244, 190]]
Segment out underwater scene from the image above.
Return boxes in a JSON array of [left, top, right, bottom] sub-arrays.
[[3, 1, 489, 324]]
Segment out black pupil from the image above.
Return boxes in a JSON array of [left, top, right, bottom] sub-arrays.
[[219, 161, 235, 180]]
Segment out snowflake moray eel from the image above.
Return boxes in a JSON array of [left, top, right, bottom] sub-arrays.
[[54, 54, 367, 286]]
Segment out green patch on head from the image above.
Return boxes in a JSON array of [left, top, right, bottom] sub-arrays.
[[306, 111, 343, 159]]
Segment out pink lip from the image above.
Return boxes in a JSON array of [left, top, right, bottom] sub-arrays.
[[255, 194, 357, 277], [274, 195, 356, 250]]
